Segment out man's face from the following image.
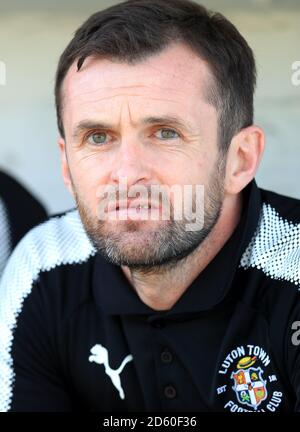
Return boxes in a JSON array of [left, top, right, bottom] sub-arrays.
[[60, 43, 225, 270]]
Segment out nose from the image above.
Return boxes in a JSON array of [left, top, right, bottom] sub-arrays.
[[110, 136, 152, 187]]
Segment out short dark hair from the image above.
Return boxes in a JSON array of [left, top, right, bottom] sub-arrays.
[[55, 0, 256, 153]]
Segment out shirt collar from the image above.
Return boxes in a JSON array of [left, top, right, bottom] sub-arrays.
[[93, 179, 262, 316]]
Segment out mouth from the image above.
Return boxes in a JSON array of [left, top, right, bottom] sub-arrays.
[[106, 200, 157, 213], [102, 199, 165, 222]]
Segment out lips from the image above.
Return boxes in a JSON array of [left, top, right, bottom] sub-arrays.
[[105, 199, 160, 213]]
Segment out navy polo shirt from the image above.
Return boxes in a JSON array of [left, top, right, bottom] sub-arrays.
[[0, 179, 300, 412]]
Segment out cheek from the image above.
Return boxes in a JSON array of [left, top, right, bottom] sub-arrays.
[[196, 149, 219, 180], [165, 158, 211, 188], [69, 146, 110, 181], [68, 154, 107, 212]]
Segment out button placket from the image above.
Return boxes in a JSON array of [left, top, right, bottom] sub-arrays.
[[149, 317, 179, 405]]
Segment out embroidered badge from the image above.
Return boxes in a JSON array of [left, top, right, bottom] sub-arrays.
[[217, 344, 283, 412]]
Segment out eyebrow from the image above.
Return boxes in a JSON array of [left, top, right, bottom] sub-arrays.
[[72, 115, 194, 140]]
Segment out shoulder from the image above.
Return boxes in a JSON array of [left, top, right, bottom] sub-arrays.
[[0, 209, 96, 324], [240, 188, 300, 288], [260, 188, 300, 224], [2, 209, 95, 277], [0, 209, 97, 412]]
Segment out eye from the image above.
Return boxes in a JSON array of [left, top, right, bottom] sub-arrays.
[[87, 132, 108, 146], [154, 128, 180, 140]]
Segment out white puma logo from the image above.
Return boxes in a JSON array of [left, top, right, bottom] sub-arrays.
[[89, 344, 133, 400]]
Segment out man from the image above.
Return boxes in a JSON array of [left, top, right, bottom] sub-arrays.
[[0, 0, 299, 412], [0, 170, 47, 277]]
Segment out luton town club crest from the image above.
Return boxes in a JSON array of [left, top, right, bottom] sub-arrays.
[[217, 344, 283, 412], [231, 356, 267, 410]]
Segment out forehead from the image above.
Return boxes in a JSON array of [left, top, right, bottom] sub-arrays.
[[61, 43, 215, 127]]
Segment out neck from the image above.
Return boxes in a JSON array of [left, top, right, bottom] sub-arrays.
[[121, 193, 243, 311]]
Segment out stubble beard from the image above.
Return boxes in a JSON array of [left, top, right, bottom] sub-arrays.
[[74, 158, 226, 272]]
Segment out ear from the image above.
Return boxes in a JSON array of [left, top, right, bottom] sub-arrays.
[[58, 137, 74, 197], [224, 125, 265, 195]]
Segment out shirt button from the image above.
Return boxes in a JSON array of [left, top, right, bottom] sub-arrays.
[[161, 349, 173, 364], [152, 319, 166, 329], [164, 385, 177, 399]]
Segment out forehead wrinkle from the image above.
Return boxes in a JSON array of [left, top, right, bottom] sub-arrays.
[[116, 98, 132, 128], [69, 86, 186, 100], [125, 99, 134, 125], [67, 79, 193, 101], [63, 79, 197, 114], [70, 84, 151, 98], [116, 98, 146, 129], [91, 83, 192, 94], [70, 94, 185, 107]]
